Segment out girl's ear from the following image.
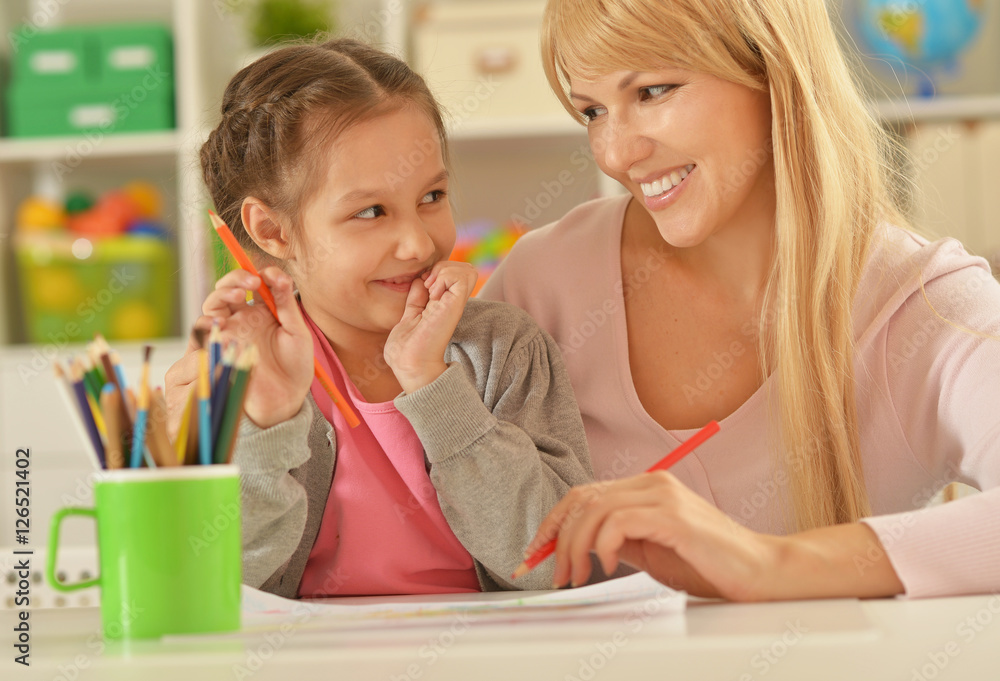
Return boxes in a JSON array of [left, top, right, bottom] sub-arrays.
[[241, 197, 294, 260]]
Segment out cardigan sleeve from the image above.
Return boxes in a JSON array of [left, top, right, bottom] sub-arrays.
[[231, 400, 315, 589], [862, 242, 1000, 597], [395, 322, 595, 591]]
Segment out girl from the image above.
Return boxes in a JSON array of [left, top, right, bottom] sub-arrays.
[[165, 38, 594, 597], [484, 0, 1000, 600]]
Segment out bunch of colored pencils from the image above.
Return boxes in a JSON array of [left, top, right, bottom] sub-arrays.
[[53, 331, 257, 470]]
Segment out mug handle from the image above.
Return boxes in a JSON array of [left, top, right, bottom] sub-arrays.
[[47, 508, 100, 592]]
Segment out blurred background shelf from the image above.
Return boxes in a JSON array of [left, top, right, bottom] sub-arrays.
[[448, 114, 584, 141], [0, 0, 240, 553], [832, 0, 1000, 264], [0, 0, 242, 353], [874, 94, 1000, 125], [0, 131, 182, 162]]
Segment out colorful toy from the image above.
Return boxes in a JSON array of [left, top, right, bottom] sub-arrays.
[[14, 179, 174, 343], [67, 210, 115, 237], [122, 180, 163, 219], [17, 182, 169, 239], [16, 196, 65, 232], [450, 220, 526, 295], [68, 190, 139, 237], [65, 191, 95, 214], [127, 220, 170, 240]]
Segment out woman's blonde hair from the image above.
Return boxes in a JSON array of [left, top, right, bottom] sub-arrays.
[[542, 0, 913, 531]]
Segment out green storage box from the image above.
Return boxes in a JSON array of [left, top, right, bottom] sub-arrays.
[[6, 81, 175, 137], [11, 26, 93, 86], [15, 233, 176, 343], [96, 24, 173, 87], [5, 23, 175, 138]]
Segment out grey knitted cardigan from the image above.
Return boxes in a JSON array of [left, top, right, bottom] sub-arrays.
[[234, 298, 601, 595]]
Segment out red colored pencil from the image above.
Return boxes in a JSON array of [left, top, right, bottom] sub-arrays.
[[208, 210, 360, 428], [511, 420, 721, 580]]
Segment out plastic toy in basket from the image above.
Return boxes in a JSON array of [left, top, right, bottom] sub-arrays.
[[450, 220, 526, 295], [16, 196, 65, 232], [13, 183, 174, 343]]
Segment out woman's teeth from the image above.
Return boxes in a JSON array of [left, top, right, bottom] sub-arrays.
[[640, 164, 695, 198]]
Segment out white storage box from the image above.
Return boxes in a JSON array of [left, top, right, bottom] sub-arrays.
[[410, 1, 567, 124]]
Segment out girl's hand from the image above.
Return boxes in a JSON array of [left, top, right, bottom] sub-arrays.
[[526, 472, 906, 601], [384, 260, 478, 394], [165, 267, 314, 434]]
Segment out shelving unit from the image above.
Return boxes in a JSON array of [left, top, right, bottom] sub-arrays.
[[833, 0, 1000, 263], [0, 130, 182, 162], [447, 114, 582, 141], [871, 91, 1000, 265], [0, 0, 249, 548], [0, 0, 240, 348], [379, 0, 623, 232], [874, 94, 1000, 126]]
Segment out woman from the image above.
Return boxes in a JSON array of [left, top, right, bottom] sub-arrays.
[[483, 0, 1000, 600]]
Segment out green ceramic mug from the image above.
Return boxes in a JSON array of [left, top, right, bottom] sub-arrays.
[[47, 465, 242, 640]]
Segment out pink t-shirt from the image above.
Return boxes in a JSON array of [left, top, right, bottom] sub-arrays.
[[297, 309, 481, 597], [480, 195, 1000, 599]]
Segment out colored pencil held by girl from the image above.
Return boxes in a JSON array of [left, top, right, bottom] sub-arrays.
[[164, 38, 596, 597]]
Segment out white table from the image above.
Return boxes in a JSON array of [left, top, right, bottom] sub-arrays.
[[4, 590, 999, 680]]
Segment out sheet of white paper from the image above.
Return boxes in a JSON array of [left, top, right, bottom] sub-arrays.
[[240, 571, 685, 628]]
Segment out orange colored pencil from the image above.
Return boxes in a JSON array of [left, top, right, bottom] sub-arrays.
[[208, 210, 359, 428], [511, 420, 722, 580]]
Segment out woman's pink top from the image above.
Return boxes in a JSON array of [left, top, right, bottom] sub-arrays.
[[479, 195, 1000, 598], [297, 309, 481, 597]]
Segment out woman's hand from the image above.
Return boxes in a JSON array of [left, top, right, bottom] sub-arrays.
[[525, 471, 905, 601], [165, 267, 314, 435], [384, 260, 478, 394]]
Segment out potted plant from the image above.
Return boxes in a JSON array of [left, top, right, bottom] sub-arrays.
[[243, 0, 338, 47]]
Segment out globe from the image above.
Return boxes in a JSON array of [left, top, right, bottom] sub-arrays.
[[856, 0, 985, 96]]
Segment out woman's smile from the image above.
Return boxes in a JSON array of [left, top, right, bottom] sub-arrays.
[[637, 163, 696, 211]]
